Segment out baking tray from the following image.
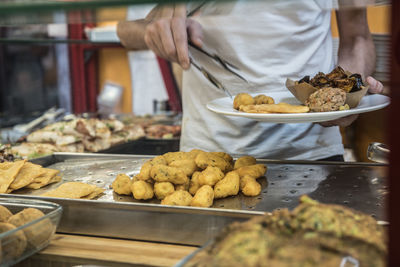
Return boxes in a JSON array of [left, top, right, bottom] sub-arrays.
[[0, 153, 388, 246]]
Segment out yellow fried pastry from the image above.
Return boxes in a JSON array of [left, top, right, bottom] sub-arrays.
[[81, 187, 105, 200], [239, 103, 310, 114], [26, 168, 60, 189], [154, 182, 175, 200], [198, 166, 225, 186], [189, 171, 201, 195], [112, 174, 132, 195], [254, 94, 275, 105], [0, 222, 27, 261], [240, 175, 262, 196], [214, 171, 240, 199], [236, 164, 267, 179], [233, 93, 255, 110], [0, 160, 26, 193], [190, 185, 214, 208], [9, 162, 45, 191], [234, 156, 257, 170], [169, 159, 198, 177], [8, 208, 53, 249], [41, 182, 98, 199], [195, 152, 231, 172], [161, 190, 192, 206], [150, 164, 188, 184], [131, 180, 154, 200]]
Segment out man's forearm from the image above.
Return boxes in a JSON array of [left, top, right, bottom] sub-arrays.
[[336, 8, 376, 78], [337, 34, 376, 78], [117, 20, 149, 50]]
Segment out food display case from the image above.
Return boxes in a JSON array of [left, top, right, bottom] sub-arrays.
[[0, 0, 398, 266]]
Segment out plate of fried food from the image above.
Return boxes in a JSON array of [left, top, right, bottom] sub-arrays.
[[207, 67, 390, 123]]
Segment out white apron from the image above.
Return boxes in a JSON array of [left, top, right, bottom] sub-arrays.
[[181, 0, 344, 160]]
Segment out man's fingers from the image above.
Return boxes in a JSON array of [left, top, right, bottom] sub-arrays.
[[156, 19, 178, 61], [171, 19, 190, 69], [319, 114, 358, 128], [145, 25, 166, 58], [172, 5, 190, 69], [366, 76, 384, 94], [187, 19, 203, 47]]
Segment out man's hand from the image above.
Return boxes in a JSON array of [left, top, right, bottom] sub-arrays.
[[319, 76, 385, 127], [144, 5, 203, 70], [117, 5, 203, 70]]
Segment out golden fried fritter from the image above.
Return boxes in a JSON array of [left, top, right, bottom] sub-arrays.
[[189, 171, 201, 195], [233, 93, 255, 110], [0, 205, 12, 222], [163, 151, 189, 164], [254, 94, 275, 105], [234, 156, 257, 170], [150, 164, 188, 184], [236, 164, 267, 179], [112, 173, 132, 195], [0, 222, 27, 261], [8, 208, 53, 249], [161, 190, 192, 206], [191, 185, 214, 208], [154, 182, 175, 200], [169, 159, 199, 177], [198, 166, 225, 186], [131, 180, 154, 200], [195, 152, 231, 172], [214, 171, 240, 199], [240, 175, 262, 196]]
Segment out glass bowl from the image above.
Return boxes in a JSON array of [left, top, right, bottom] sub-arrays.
[[0, 197, 62, 266]]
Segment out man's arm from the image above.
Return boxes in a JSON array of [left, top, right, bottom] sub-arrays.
[[320, 7, 383, 127], [336, 8, 375, 78], [117, 20, 148, 50]]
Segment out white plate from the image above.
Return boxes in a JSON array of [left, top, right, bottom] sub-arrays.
[[207, 91, 390, 123]]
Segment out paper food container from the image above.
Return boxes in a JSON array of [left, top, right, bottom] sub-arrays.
[[285, 78, 369, 109]]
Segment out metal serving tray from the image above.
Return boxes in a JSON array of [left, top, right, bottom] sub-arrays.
[[0, 153, 388, 246]]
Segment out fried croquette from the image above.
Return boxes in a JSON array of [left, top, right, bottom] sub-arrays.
[[161, 190, 193, 206], [150, 165, 188, 184], [198, 166, 225, 186], [214, 171, 240, 199], [131, 180, 154, 200], [195, 152, 231, 172], [111, 173, 132, 195], [233, 93, 255, 110], [191, 185, 214, 208], [240, 175, 262, 196], [154, 182, 175, 200], [234, 156, 257, 170]]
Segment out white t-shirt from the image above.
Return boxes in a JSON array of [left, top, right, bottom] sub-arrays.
[[181, 0, 344, 160]]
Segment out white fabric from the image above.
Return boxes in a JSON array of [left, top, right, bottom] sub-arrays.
[[127, 6, 168, 115], [181, 0, 344, 160]]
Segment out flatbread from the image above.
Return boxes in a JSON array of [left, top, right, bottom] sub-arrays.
[[0, 160, 26, 193], [81, 187, 105, 200], [26, 168, 60, 189], [41, 182, 97, 199], [9, 162, 45, 190]]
